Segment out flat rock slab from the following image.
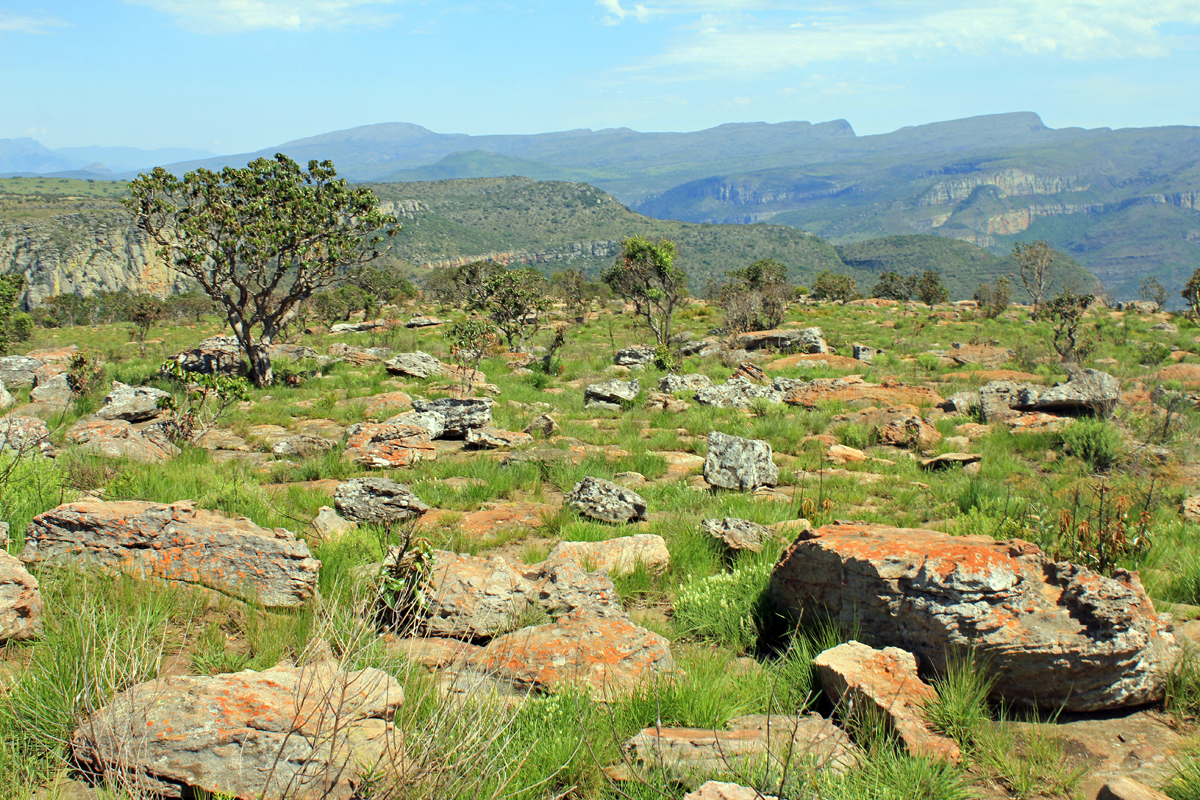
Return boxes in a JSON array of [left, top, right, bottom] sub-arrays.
[[415, 502, 551, 538], [622, 713, 856, 789], [71, 663, 403, 800], [67, 418, 180, 463], [768, 522, 1178, 711], [684, 782, 778, 800], [464, 608, 674, 699], [21, 500, 319, 608], [334, 477, 430, 525], [96, 382, 170, 422], [813, 641, 960, 761], [783, 377, 943, 409], [543, 534, 670, 576], [920, 452, 982, 470], [342, 423, 436, 468], [465, 426, 534, 449]]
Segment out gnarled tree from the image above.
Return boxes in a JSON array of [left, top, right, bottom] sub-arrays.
[[601, 236, 685, 347], [124, 154, 396, 386]]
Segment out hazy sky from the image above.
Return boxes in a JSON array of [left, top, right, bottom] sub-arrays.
[[3, 0, 1199, 153]]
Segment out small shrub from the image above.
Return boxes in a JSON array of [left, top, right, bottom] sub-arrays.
[[1054, 418, 1124, 471], [673, 561, 773, 652], [834, 422, 877, 451], [1139, 341, 1172, 366]]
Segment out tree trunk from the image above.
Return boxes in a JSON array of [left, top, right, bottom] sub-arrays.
[[248, 342, 273, 388]]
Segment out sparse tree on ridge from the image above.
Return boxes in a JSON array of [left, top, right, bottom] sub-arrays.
[[1014, 240, 1055, 319], [1138, 276, 1167, 312], [601, 236, 686, 347], [916, 269, 949, 307], [124, 154, 397, 387]]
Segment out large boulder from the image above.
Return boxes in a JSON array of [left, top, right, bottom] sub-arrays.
[[566, 476, 648, 524], [342, 423, 436, 468], [614, 345, 655, 367], [384, 351, 444, 378], [979, 380, 1040, 422], [703, 431, 778, 491], [29, 372, 71, 406], [410, 397, 493, 438], [0, 355, 40, 388], [66, 418, 180, 463], [1036, 369, 1121, 416], [767, 522, 1179, 711], [21, 500, 319, 607], [584, 378, 640, 411], [96, 381, 171, 422], [169, 335, 244, 375], [736, 327, 827, 353], [0, 380, 13, 411], [694, 378, 782, 409], [334, 477, 430, 525], [0, 551, 42, 642], [72, 663, 403, 800], [659, 373, 714, 394], [813, 641, 960, 761]]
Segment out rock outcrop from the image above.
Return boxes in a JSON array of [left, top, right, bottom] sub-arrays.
[[342, 422, 436, 468], [703, 431, 778, 491], [22, 500, 319, 607], [566, 476, 648, 524], [584, 378, 640, 410], [384, 351, 444, 378], [95, 381, 170, 422], [66, 418, 180, 463], [0, 551, 42, 642], [768, 522, 1179, 711], [334, 477, 430, 525], [410, 397, 493, 438]]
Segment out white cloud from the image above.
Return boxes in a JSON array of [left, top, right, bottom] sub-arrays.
[[607, 1, 1200, 73], [597, 0, 653, 25], [0, 13, 69, 34], [125, 0, 401, 33]]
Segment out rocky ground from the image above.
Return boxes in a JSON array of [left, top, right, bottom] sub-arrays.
[[1, 296, 1200, 799]]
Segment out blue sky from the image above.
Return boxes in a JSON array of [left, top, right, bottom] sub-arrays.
[[2, 0, 1199, 153]]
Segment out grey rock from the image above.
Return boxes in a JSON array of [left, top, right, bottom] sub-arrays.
[[329, 319, 386, 333], [852, 343, 877, 363], [270, 435, 338, 457], [979, 380, 1041, 422], [71, 663, 403, 800], [694, 377, 782, 409], [677, 339, 719, 357], [266, 343, 319, 362], [410, 397, 493, 438], [737, 327, 827, 353], [0, 380, 12, 411], [384, 410, 446, 439], [938, 390, 980, 416], [405, 315, 444, 328], [702, 517, 773, 553], [1035, 369, 1121, 416], [659, 373, 714, 394], [703, 431, 778, 491], [1150, 322, 1178, 334], [0, 550, 42, 642], [0, 355, 40, 388], [169, 335, 244, 376], [67, 417, 180, 463], [523, 413, 559, 437], [311, 506, 356, 539], [96, 381, 170, 422], [584, 378, 640, 410], [334, 477, 430, 525], [0, 415, 54, 456], [29, 372, 71, 405], [614, 346, 655, 366], [464, 426, 533, 449], [384, 351, 444, 378], [566, 476, 648, 524], [21, 500, 319, 607]]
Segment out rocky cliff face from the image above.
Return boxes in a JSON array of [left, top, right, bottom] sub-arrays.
[[916, 168, 1088, 207], [0, 210, 185, 306], [419, 239, 621, 271]]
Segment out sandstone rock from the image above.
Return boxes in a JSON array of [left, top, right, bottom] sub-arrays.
[[465, 426, 533, 449], [544, 534, 670, 576], [827, 444, 868, 464], [419, 550, 537, 639], [405, 315, 444, 328], [921, 452, 982, 470], [1035, 369, 1121, 416], [71, 663, 403, 800], [768, 522, 1179, 711], [96, 381, 170, 422], [0, 551, 42, 642], [523, 413, 559, 437], [731, 361, 767, 383], [328, 342, 391, 362], [266, 343, 319, 362], [1098, 777, 1173, 800], [677, 338, 721, 357], [566, 476, 648, 524], [0, 355, 39, 388], [22, 500, 319, 607], [614, 345, 654, 366], [659, 373, 714, 394], [29, 372, 71, 406], [878, 416, 941, 449], [643, 391, 690, 412], [685, 782, 778, 800], [67, 418, 180, 463], [410, 397, 493, 438], [385, 410, 446, 439], [334, 477, 430, 525], [350, 390, 413, 416], [695, 377, 783, 409], [0, 520, 8, 550], [384, 351, 443, 378], [623, 713, 856, 789], [1184, 496, 1200, 523], [416, 502, 551, 540], [737, 327, 827, 353], [465, 608, 674, 699], [343, 422, 436, 468], [701, 518, 772, 553], [979, 380, 1041, 422], [311, 506, 356, 539], [169, 335, 244, 375], [271, 434, 338, 458], [613, 471, 648, 487], [783, 377, 943, 409], [385, 635, 482, 670], [0, 380, 13, 411], [197, 428, 248, 451], [938, 391, 979, 415], [330, 319, 386, 333], [0, 414, 53, 456], [852, 344, 877, 363], [704, 431, 778, 491], [946, 343, 1014, 368], [813, 641, 960, 761], [584, 378, 640, 410]]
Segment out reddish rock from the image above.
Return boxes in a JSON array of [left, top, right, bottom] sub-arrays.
[[1152, 363, 1200, 388], [941, 369, 1045, 384], [342, 423, 435, 468], [26, 345, 79, 363], [385, 635, 483, 669], [465, 609, 674, 699], [22, 500, 319, 608], [1098, 778, 1173, 800], [66, 418, 180, 463], [1184, 496, 1200, 523], [343, 390, 412, 416], [878, 416, 941, 449], [767, 353, 863, 371], [813, 641, 960, 761], [643, 392, 690, 412], [827, 444, 868, 464], [768, 522, 1178, 712], [685, 783, 778, 800], [783, 377, 943, 409], [731, 362, 766, 383], [465, 426, 534, 449], [72, 663, 403, 800], [415, 502, 552, 539], [0, 551, 42, 642]]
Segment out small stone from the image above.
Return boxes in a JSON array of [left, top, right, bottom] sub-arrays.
[[566, 476, 648, 524], [703, 431, 778, 491], [311, 506, 356, 539], [701, 518, 773, 553], [523, 413, 559, 438], [1097, 777, 1173, 800]]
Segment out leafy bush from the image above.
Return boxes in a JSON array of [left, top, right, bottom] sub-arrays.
[[810, 270, 858, 302]]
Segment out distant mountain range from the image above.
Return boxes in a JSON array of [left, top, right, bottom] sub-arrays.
[[3, 112, 1198, 298], [0, 139, 214, 177]]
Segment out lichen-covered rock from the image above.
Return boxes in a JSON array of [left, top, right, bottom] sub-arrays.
[[736, 327, 827, 353], [614, 346, 654, 367], [334, 477, 430, 525], [271, 434, 338, 458], [71, 663, 403, 800], [979, 380, 1041, 422], [342, 423, 436, 468], [703, 431, 778, 491], [1036, 369, 1121, 416], [67, 417, 180, 463], [523, 413, 559, 437], [566, 476, 648, 524], [0, 414, 53, 456], [418, 550, 537, 639], [465, 426, 534, 449], [0, 551, 42, 642], [659, 373, 714, 394], [383, 351, 444, 378], [0, 355, 39, 388], [311, 506, 356, 539], [96, 381, 170, 422], [584, 378, 640, 410], [852, 344, 877, 363], [694, 377, 783, 409], [768, 522, 1179, 711], [813, 641, 960, 761], [544, 534, 670, 576], [701, 518, 773, 553], [169, 335, 244, 375], [21, 500, 319, 607], [0, 380, 13, 411], [410, 397, 493, 438], [29, 372, 71, 406], [878, 416, 941, 449]]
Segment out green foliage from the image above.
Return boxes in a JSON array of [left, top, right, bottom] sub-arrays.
[[601, 235, 686, 346], [974, 275, 1012, 319], [1183, 268, 1200, 319], [1139, 275, 1168, 311], [711, 257, 793, 333], [924, 652, 995, 752], [1055, 479, 1151, 577], [481, 268, 551, 351], [1044, 290, 1094, 362], [1139, 341, 1172, 365], [1053, 419, 1124, 471], [871, 270, 917, 301], [0, 274, 25, 354], [157, 359, 251, 443], [125, 154, 398, 387], [375, 529, 436, 633], [444, 318, 498, 396], [810, 270, 857, 302], [916, 269, 950, 307], [672, 561, 773, 652], [1014, 240, 1056, 317]]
